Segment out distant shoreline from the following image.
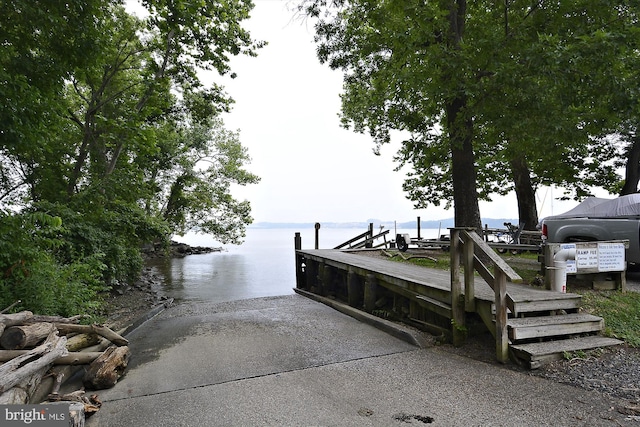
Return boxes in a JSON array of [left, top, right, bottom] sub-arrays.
[[248, 218, 519, 230]]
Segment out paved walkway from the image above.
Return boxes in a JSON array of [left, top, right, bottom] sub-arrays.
[[86, 295, 635, 426]]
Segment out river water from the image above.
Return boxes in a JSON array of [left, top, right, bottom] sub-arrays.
[[146, 226, 441, 303]]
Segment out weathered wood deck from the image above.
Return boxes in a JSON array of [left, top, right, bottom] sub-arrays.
[[298, 249, 581, 311], [295, 243, 622, 368]]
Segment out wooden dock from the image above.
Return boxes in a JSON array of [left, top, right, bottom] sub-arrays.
[[294, 229, 622, 368]]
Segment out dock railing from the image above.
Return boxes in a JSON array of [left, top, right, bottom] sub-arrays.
[[450, 228, 522, 363]]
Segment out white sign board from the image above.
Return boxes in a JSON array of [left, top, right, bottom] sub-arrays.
[[552, 241, 626, 273], [597, 242, 626, 272], [576, 245, 599, 270]]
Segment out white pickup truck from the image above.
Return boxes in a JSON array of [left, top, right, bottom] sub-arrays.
[[539, 195, 640, 264]]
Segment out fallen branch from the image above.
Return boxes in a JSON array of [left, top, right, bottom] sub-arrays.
[[380, 249, 437, 263], [0, 350, 102, 365], [1, 300, 22, 314], [26, 314, 86, 324], [55, 324, 128, 346]]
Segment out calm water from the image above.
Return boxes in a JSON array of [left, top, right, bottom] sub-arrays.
[[147, 227, 441, 303]]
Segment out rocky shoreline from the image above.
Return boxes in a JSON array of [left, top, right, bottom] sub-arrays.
[[103, 241, 222, 331], [143, 240, 223, 258]]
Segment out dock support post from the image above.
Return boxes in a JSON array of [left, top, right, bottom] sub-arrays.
[[494, 268, 509, 363], [364, 273, 377, 312], [306, 260, 318, 293], [314, 223, 321, 249], [450, 228, 465, 347], [365, 223, 374, 248], [347, 268, 361, 307], [317, 261, 326, 296], [294, 232, 303, 289], [463, 235, 475, 312]]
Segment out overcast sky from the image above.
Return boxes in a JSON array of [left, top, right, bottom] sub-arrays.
[[138, 0, 588, 224]]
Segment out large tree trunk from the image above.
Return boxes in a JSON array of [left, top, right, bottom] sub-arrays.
[[621, 134, 640, 195], [446, 0, 481, 230], [449, 111, 481, 230], [510, 157, 538, 230]]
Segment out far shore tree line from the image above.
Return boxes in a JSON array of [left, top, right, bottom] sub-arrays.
[[1, 0, 639, 316]]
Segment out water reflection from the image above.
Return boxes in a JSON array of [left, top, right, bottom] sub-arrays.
[[146, 249, 295, 304], [147, 227, 427, 303]]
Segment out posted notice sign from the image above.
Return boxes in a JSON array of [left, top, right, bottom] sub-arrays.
[[558, 242, 626, 273], [597, 242, 626, 272]]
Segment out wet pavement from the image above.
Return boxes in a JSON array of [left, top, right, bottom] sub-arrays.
[[82, 294, 638, 426]]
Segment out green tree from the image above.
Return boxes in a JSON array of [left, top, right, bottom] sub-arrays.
[[147, 115, 260, 244], [304, 0, 638, 228], [0, 1, 263, 314]]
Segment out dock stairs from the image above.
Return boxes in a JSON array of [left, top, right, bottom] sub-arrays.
[[491, 291, 623, 369]]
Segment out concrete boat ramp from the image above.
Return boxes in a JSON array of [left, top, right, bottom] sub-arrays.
[[85, 295, 633, 426]]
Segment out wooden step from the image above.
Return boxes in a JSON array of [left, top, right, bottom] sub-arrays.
[[508, 294, 582, 315], [507, 313, 604, 341], [510, 336, 623, 369]]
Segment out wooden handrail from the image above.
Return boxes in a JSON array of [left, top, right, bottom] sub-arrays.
[[450, 227, 521, 363], [462, 230, 522, 283], [333, 230, 371, 249]]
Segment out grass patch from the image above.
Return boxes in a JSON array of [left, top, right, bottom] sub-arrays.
[[390, 249, 543, 286], [577, 290, 640, 347]]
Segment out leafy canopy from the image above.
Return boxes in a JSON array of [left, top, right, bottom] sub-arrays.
[[0, 0, 262, 314]]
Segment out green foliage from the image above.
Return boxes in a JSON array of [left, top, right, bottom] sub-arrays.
[[152, 116, 260, 244], [579, 290, 640, 348], [305, 0, 640, 220], [0, 210, 106, 316], [0, 1, 263, 316], [562, 349, 588, 361], [35, 199, 170, 284]]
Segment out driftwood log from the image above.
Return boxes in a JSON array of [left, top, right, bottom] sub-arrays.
[[25, 314, 86, 324], [55, 324, 129, 346], [0, 367, 48, 404], [0, 307, 135, 417], [69, 402, 86, 427], [29, 333, 121, 404], [1, 322, 56, 350], [83, 345, 131, 390], [66, 332, 102, 351], [0, 350, 102, 365], [0, 330, 68, 394], [0, 311, 33, 337]]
